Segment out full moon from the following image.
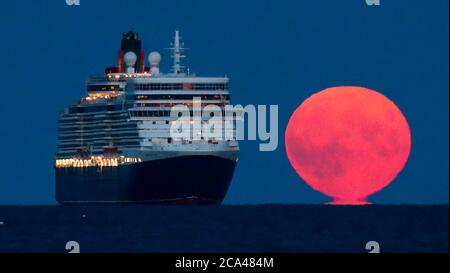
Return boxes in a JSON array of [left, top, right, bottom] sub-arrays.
[[285, 86, 411, 205]]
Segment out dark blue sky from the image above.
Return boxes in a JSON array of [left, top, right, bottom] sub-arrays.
[[0, 0, 448, 205]]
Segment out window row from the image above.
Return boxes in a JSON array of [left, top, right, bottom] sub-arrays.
[[128, 94, 230, 101], [69, 104, 125, 114], [133, 102, 227, 108], [129, 110, 227, 118], [87, 85, 122, 92], [58, 141, 140, 149], [58, 124, 137, 132], [133, 83, 228, 91], [59, 115, 128, 124], [58, 132, 139, 141]]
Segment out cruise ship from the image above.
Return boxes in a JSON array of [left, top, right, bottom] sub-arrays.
[[55, 30, 239, 204]]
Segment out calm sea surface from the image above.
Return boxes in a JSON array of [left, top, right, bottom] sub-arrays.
[[0, 205, 447, 253]]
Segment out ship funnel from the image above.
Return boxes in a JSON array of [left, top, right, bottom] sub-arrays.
[[119, 31, 144, 73]]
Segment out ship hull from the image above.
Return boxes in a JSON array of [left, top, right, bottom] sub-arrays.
[[55, 155, 237, 205]]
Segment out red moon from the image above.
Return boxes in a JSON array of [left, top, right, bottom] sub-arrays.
[[285, 87, 411, 205]]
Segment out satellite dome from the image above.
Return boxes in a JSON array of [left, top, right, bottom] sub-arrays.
[[124, 51, 137, 66], [148, 51, 162, 66]]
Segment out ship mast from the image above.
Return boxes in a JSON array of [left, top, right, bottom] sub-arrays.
[[171, 30, 185, 75]]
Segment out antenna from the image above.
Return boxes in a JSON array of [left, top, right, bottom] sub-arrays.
[[169, 30, 186, 74]]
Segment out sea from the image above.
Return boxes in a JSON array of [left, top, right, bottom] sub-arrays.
[[0, 205, 448, 253]]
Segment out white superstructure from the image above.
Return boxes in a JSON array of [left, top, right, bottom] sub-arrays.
[[56, 30, 239, 166]]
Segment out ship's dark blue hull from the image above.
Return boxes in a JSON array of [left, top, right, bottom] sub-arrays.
[[55, 155, 237, 205]]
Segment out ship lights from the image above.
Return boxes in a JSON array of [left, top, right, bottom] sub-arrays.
[[55, 156, 142, 168], [84, 92, 118, 102]]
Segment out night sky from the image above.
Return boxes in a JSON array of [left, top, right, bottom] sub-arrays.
[[0, 0, 448, 205]]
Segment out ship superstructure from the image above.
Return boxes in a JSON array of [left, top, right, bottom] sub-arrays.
[[55, 31, 239, 204]]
